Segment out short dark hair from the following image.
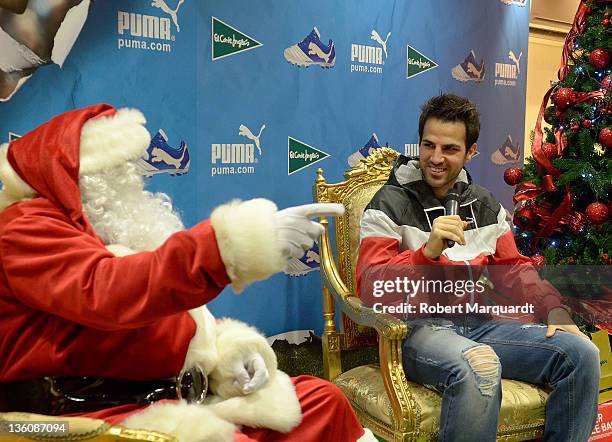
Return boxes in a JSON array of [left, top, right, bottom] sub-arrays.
[[418, 93, 480, 149]]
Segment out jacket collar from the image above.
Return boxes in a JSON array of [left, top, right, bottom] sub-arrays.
[[390, 156, 474, 210]]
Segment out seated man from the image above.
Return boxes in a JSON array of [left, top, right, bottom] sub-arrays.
[[0, 104, 376, 442], [357, 93, 600, 442]]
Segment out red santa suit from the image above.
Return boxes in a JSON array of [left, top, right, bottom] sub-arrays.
[[0, 105, 370, 442]]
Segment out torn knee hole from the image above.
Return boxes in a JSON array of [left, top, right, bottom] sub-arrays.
[[462, 345, 501, 396]]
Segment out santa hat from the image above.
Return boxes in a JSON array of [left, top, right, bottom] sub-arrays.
[[0, 104, 150, 227]]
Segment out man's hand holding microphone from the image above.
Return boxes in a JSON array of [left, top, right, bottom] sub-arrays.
[[423, 183, 468, 260]]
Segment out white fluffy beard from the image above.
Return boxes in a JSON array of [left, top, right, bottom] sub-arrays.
[[80, 162, 185, 252]]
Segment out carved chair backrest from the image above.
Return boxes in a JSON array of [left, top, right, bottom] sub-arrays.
[[314, 148, 400, 348]]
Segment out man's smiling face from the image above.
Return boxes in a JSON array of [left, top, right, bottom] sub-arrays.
[[419, 117, 477, 201]]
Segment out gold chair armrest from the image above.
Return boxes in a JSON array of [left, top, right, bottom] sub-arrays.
[[318, 221, 407, 341], [319, 220, 417, 433]]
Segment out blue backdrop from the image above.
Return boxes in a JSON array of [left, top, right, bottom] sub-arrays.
[[0, 0, 530, 336]]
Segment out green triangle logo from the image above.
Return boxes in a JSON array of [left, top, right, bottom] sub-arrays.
[[406, 45, 438, 78], [212, 17, 262, 61], [288, 137, 330, 175], [8, 132, 20, 143]]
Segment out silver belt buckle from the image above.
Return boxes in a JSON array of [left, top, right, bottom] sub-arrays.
[[176, 364, 207, 404]]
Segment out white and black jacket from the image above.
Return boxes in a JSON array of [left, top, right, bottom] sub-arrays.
[[356, 156, 564, 321]]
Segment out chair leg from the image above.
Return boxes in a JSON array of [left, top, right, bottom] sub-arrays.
[[322, 286, 342, 381]]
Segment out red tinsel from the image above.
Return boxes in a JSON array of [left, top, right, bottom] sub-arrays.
[[542, 175, 558, 192], [562, 211, 587, 234], [513, 182, 543, 205]]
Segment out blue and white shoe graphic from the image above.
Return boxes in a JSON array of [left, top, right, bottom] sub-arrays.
[[284, 27, 336, 68], [451, 50, 485, 82], [284, 242, 321, 276], [347, 133, 384, 167], [136, 129, 190, 176], [490, 134, 521, 165]]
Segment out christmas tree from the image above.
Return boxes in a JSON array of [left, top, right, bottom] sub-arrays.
[[508, 0, 611, 271]]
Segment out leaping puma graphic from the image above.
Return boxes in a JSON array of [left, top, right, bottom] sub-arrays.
[[371, 30, 391, 59], [151, 145, 187, 168], [508, 51, 523, 74], [151, 0, 185, 32], [305, 250, 320, 264], [308, 42, 333, 63], [238, 124, 265, 155]]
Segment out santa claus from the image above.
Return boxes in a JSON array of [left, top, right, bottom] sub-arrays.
[[0, 104, 375, 441]]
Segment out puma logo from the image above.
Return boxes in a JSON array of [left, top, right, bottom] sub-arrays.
[[467, 61, 484, 78], [304, 249, 320, 264], [151, 0, 185, 32], [370, 30, 391, 59], [238, 124, 265, 155], [151, 145, 187, 168], [308, 42, 334, 63], [508, 51, 523, 74]]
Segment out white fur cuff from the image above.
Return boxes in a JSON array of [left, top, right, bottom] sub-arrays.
[[210, 198, 286, 293], [121, 401, 235, 442]]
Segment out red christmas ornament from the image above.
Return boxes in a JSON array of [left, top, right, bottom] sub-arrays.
[[531, 255, 545, 267], [504, 167, 523, 186], [602, 75, 612, 89], [589, 48, 611, 70], [586, 202, 609, 225], [605, 12, 610, 19], [604, 18, 610, 27], [553, 88, 575, 110], [582, 119, 592, 128], [598, 127, 612, 148], [542, 142, 558, 159]]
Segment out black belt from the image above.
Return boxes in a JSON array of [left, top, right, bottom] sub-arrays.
[[0, 366, 207, 415]]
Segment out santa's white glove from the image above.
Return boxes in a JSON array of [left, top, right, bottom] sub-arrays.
[[231, 352, 269, 395], [275, 203, 345, 259]]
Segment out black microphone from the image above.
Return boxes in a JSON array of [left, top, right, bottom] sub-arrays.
[[443, 183, 463, 248]]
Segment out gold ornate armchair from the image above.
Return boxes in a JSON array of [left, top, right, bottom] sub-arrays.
[[314, 147, 548, 442]]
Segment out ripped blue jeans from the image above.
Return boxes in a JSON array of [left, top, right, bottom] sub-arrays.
[[402, 316, 600, 442]]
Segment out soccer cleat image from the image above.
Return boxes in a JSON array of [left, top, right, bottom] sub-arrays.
[[452, 50, 486, 82], [347, 133, 383, 167], [284, 27, 336, 68], [490, 134, 521, 165], [284, 242, 322, 276], [136, 129, 190, 176]]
